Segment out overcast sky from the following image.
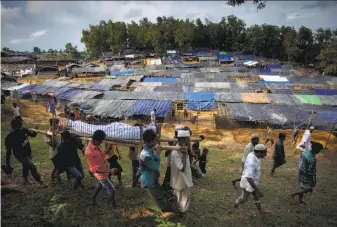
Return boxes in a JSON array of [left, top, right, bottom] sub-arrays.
[[1, 1, 337, 51]]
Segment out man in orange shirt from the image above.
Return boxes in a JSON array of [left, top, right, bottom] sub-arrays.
[[85, 130, 116, 206]]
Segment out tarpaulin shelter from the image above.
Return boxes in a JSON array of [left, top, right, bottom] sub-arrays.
[[91, 78, 130, 91], [5, 83, 29, 91], [56, 89, 84, 100], [127, 100, 172, 117], [42, 80, 71, 87], [17, 84, 39, 94], [313, 89, 337, 96], [267, 94, 301, 105], [319, 96, 337, 106], [92, 100, 136, 118], [110, 70, 135, 76], [292, 90, 317, 95], [294, 95, 321, 105], [240, 93, 270, 104], [316, 110, 337, 124], [143, 77, 177, 83], [186, 92, 215, 110], [1, 81, 21, 90], [71, 90, 103, 100], [215, 92, 243, 103]]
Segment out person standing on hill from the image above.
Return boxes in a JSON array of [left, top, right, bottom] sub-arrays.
[[232, 134, 259, 189], [50, 103, 56, 118], [297, 126, 314, 152], [12, 103, 21, 121], [5, 119, 46, 187], [264, 126, 274, 146], [151, 108, 157, 123], [32, 93, 38, 105], [270, 133, 287, 175]]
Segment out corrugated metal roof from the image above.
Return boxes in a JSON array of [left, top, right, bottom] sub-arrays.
[[93, 100, 136, 118], [194, 82, 230, 88], [319, 95, 337, 105], [267, 94, 301, 105], [127, 100, 172, 117], [72, 67, 105, 73]]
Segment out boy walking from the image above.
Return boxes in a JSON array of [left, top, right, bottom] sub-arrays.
[[85, 130, 117, 206], [270, 133, 287, 175], [234, 144, 268, 214]]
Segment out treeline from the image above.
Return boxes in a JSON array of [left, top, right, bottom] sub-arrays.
[[81, 15, 337, 75]]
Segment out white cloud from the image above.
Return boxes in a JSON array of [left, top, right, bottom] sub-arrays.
[[30, 30, 47, 38], [1, 5, 21, 20], [26, 1, 70, 14], [9, 29, 48, 45], [5, 23, 16, 29], [286, 13, 305, 21]]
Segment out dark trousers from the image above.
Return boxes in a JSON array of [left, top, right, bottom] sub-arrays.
[[148, 183, 177, 213], [132, 160, 140, 185], [199, 162, 206, 174], [18, 156, 41, 182], [162, 166, 171, 191], [57, 166, 83, 187]]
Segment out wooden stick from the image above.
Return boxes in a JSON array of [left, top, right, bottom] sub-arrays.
[[159, 137, 203, 142]]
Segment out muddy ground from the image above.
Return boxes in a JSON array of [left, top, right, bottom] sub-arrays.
[[1, 99, 337, 227]]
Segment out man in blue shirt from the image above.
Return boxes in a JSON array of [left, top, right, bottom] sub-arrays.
[[139, 129, 177, 215]]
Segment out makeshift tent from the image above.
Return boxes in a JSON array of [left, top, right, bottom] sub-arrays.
[[143, 77, 177, 83], [5, 83, 29, 91], [240, 93, 270, 104], [186, 92, 215, 110], [215, 92, 243, 103], [110, 70, 135, 76], [92, 100, 136, 118], [316, 111, 337, 124], [319, 96, 337, 105], [313, 89, 337, 96], [294, 95, 321, 105], [127, 100, 172, 117], [194, 82, 230, 88]]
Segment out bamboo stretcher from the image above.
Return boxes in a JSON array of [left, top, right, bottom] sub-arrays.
[[29, 128, 193, 151]]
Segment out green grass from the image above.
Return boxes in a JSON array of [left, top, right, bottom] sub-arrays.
[[2, 118, 337, 227]]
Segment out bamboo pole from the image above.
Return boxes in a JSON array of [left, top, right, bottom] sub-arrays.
[[30, 128, 193, 150], [325, 123, 336, 148]]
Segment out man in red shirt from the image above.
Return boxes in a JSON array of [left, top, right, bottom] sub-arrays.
[[85, 130, 116, 206]]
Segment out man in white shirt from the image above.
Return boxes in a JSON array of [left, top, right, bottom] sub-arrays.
[[297, 126, 314, 152], [170, 127, 193, 214], [232, 134, 259, 189], [12, 103, 21, 120], [234, 144, 267, 214], [150, 108, 156, 123]]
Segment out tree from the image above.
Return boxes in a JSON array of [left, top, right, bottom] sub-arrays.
[[317, 39, 337, 76], [65, 43, 78, 59], [48, 49, 55, 54], [33, 47, 41, 53], [227, 0, 266, 10], [2, 47, 14, 53]]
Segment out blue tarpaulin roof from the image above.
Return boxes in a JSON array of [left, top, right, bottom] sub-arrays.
[[143, 77, 177, 83], [18, 84, 39, 94], [218, 55, 234, 61], [316, 111, 337, 124], [110, 70, 134, 76], [267, 64, 282, 69], [56, 89, 83, 100], [186, 92, 215, 102], [313, 89, 337, 96], [258, 68, 272, 73], [127, 100, 172, 117], [186, 92, 215, 110], [259, 81, 290, 84], [91, 84, 112, 91]]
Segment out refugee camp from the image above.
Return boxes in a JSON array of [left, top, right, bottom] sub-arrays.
[[1, 1, 337, 227]]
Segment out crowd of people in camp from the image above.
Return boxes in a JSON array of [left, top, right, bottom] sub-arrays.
[[2, 99, 324, 217]]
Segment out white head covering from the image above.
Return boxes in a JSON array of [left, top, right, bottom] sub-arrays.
[[177, 129, 191, 138], [310, 126, 315, 130], [254, 144, 267, 151], [251, 134, 259, 139], [175, 125, 185, 130]]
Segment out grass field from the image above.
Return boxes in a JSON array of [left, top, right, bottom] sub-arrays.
[[1, 100, 337, 227]]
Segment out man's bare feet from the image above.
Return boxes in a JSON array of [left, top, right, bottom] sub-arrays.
[[161, 212, 175, 218]]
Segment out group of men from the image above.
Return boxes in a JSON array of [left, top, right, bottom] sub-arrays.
[[4, 111, 323, 217], [232, 125, 322, 214]]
